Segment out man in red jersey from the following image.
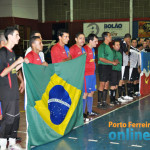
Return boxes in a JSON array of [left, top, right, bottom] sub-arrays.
[[83, 34, 98, 119], [70, 33, 85, 59], [25, 36, 48, 66], [51, 29, 71, 63]]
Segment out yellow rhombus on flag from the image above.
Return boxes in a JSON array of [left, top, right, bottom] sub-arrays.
[[34, 73, 82, 135]]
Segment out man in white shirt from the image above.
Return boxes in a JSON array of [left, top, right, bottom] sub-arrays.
[[25, 31, 45, 63]]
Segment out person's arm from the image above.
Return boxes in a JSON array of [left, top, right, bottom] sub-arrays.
[[62, 52, 72, 62], [98, 46, 118, 65], [0, 57, 24, 77], [42, 61, 48, 66], [99, 57, 118, 65], [69, 47, 75, 59], [17, 70, 25, 93]]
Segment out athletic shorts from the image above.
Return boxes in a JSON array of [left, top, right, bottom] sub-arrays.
[[98, 64, 112, 82], [129, 68, 139, 81], [121, 66, 129, 80], [110, 70, 121, 86], [83, 74, 96, 93]]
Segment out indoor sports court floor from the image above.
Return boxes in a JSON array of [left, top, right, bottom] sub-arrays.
[[18, 91, 150, 150]]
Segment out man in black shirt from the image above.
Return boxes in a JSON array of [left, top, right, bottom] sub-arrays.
[[0, 26, 24, 149]]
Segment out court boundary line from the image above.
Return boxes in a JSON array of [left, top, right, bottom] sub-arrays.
[[74, 94, 150, 129]]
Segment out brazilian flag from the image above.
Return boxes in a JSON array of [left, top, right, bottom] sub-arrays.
[[23, 55, 86, 150]]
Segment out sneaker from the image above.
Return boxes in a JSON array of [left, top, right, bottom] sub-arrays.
[[114, 99, 121, 105], [135, 92, 140, 97], [85, 118, 90, 123], [123, 95, 133, 101], [87, 111, 98, 116], [97, 102, 102, 108], [110, 101, 115, 106], [8, 143, 24, 150], [101, 102, 109, 109], [118, 97, 128, 103]]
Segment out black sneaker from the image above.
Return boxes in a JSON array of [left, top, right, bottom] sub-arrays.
[[97, 102, 102, 108], [110, 101, 115, 106], [87, 111, 98, 116], [114, 99, 121, 105], [101, 102, 109, 109]]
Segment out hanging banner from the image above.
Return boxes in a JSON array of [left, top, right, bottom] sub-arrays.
[[83, 22, 129, 38], [138, 21, 150, 37]]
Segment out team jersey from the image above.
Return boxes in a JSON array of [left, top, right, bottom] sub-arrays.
[[130, 46, 140, 68], [69, 44, 85, 59], [112, 49, 122, 71], [84, 45, 96, 75], [0, 47, 19, 98], [25, 51, 42, 65], [51, 43, 69, 63], [25, 47, 45, 63], [98, 42, 113, 65], [120, 40, 129, 66]]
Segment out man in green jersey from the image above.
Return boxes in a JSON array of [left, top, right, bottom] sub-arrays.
[[97, 32, 119, 109], [109, 40, 122, 106]]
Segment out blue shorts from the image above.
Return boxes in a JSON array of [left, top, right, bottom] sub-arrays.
[[83, 74, 97, 93]]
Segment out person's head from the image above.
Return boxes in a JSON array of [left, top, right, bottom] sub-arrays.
[[143, 41, 147, 49], [0, 32, 7, 48], [75, 33, 85, 47], [139, 38, 144, 44], [124, 33, 131, 44], [113, 40, 120, 51], [131, 38, 137, 48], [102, 32, 112, 43], [30, 36, 43, 53], [145, 38, 150, 45], [87, 33, 98, 48], [137, 44, 143, 51], [30, 31, 42, 40], [4, 26, 20, 45], [57, 29, 69, 45]]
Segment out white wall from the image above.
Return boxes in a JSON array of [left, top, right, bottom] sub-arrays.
[[0, 0, 38, 19], [0, 0, 12, 17], [12, 0, 38, 20]]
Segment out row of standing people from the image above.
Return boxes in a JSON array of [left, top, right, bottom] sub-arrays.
[[0, 27, 143, 149]]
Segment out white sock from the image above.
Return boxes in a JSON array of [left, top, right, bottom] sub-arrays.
[[9, 138, 16, 146], [0, 138, 7, 150]]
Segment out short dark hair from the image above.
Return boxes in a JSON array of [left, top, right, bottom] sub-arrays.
[[102, 32, 109, 40], [87, 33, 98, 43], [0, 32, 6, 43], [57, 29, 69, 38], [4, 26, 18, 40], [113, 40, 120, 45], [75, 32, 84, 38], [137, 44, 143, 48], [29, 36, 40, 47], [124, 33, 131, 39], [144, 38, 149, 41], [131, 38, 137, 42], [30, 31, 40, 39]]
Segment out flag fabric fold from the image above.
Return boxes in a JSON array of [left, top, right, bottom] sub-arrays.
[[140, 52, 150, 95], [23, 55, 86, 150]]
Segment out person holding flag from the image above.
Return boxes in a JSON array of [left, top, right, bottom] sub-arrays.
[[83, 34, 98, 118], [51, 29, 71, 63], [69, 32, 86, 59], [25, 36, 48, 66]]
